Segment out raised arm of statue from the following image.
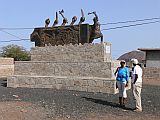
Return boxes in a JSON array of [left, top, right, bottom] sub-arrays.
[[93, 11, 99, 21], [78, 9, 85, 25], [59, 9, 68, 26], [88, 11, 99, 22], [52, 12, 58, 27]]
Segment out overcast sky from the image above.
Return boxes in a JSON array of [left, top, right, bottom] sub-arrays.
[[0, 0, 160, 59]]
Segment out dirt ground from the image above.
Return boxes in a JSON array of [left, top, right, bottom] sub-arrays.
[[0, 102, 159, 120], [0, 101, 49, 120], [0, 78, 159, 120], [55, 114, 160, 120]]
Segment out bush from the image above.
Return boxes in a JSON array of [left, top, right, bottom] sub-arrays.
[[0, 44, 31, 61]]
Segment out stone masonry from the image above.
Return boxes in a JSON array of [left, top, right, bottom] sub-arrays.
[[0, 57, 14, 78], [7, 43, 123, 94], [143, 67, 160, 84], [31, 43, 112, 62]]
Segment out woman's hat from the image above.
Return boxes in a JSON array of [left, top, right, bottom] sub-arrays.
[[120, 60, 126, 63]]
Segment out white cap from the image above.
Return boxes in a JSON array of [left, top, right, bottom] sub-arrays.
[[131, 58, 138, 64], [120, 60, 126, 63]]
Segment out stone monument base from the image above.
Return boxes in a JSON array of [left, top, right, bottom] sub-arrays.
[[8, 75, 117, 94], [7, 43, 130, 94]]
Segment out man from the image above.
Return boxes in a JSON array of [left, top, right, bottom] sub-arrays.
[[131, 58, 143, 112], [115, 60, 129, 108]]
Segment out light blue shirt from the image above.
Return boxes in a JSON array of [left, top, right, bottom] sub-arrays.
[[116, 67, 129, 82]]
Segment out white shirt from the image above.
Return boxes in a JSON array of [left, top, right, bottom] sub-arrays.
[[132, 65, 143, 83]]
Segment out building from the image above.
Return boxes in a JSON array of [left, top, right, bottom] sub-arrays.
[[138, 48, 160, 68]]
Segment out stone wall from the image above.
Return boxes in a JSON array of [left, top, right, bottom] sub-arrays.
[[14, 61, 112, 78], [31, 43, 111, 62], [8, 76, 116, 93], [146, 51, 160, 60], [146, 60, 160, 68], [143, 67, 160, 85], [0, 57, 14, 78], [7, 43, 123, 94], [145, 51, 160, 68]]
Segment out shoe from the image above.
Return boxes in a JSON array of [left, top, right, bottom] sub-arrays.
[[119, 97, 123, 106], [133, 108, 142, 112], [121, 104, 125, 109]]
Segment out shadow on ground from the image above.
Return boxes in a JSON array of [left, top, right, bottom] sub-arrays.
[[82, 97, 134, 111]]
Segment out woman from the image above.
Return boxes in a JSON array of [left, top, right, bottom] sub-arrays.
[[115, 60, 129, 108]]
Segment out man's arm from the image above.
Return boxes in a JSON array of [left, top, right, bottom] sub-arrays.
[[133, 74, 138, 84]]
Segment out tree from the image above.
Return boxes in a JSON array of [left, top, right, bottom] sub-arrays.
[[0, 44, 31, 61]]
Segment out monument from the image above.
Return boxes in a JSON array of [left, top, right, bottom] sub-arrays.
[[7, 10, 126, 94], [30, 9, 103, 46]]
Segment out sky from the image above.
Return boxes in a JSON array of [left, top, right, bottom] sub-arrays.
[[0, 0, 160, 59]]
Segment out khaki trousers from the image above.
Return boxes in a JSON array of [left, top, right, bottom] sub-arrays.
[[132, 82, 142, 110]]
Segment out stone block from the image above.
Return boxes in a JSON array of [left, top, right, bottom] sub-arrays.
[[56, 84, 63, 90], [0, 57, 14, 65], [34, 77, 43, 84], [65, 80, 74, 87], [81, 86, 88, 92], [88, 79, 104, 87], [87, 86, 100, 93], [99, 87, 111, 93], [7, 76, 119, 94], [7, 82, 14, 88], [67, 86, 75, 91], [55, 79, 62, 84], [103, 80, 112, 87], [35, 84, 44, 88], [0, 65, 14, 77], [81, 80, 89, 86], [74, 80, 82, 86], [88, 80, 97, 87], [29, 78, 36, 85], [74, 86, 82, 91]]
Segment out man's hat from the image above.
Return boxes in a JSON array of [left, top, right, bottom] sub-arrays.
[[131, 58, 138, 64]]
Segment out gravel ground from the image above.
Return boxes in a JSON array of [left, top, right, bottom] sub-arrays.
[[0, 79, 160, 120]]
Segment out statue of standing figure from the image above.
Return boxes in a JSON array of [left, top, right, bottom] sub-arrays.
[[88, 11, 103, 43]]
